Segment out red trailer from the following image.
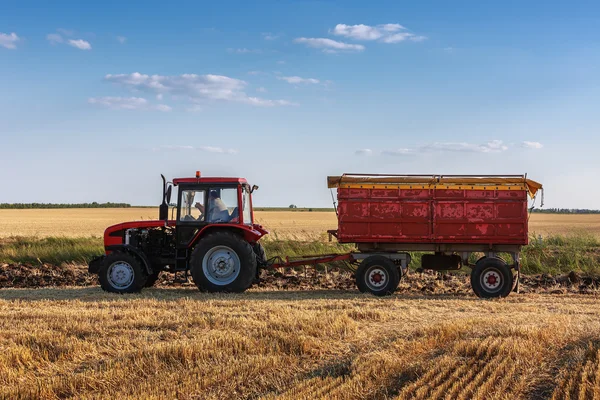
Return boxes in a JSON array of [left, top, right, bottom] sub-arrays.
[[317, 174, 543, 298]]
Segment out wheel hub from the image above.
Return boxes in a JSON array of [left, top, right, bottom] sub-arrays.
[[366, 267, 387, 290], [108, 262, 134, 288], [481, 269, 502, 291], [202, 246, 241, 285]]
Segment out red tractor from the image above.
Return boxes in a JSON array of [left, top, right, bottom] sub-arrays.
[[88, 172, 268, 293]]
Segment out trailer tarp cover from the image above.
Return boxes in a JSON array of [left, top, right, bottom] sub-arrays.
[[327, 174, 543, 198]]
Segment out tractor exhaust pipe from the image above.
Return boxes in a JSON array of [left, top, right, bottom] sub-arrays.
[[159, 174, 170, 221]]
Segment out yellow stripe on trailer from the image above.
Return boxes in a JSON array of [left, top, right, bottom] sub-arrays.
[[337, 183, 530, 191], [328, 174, 543, 199]]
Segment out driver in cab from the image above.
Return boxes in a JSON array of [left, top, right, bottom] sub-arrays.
[[195, 191, 229, 222]]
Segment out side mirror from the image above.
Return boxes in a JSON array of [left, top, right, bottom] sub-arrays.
[[166, 185, 172, 204], [251, 185, 259, 193]]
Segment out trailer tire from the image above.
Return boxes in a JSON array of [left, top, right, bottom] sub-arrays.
[[99, 252, 148, 294], [356, 256, 400, 296], [190, 231, 257, 293], [470, 257, 513, 298]]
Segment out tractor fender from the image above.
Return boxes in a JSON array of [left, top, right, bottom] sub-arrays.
[[88, 255, 106, 274], [105, 244, 154, 274]]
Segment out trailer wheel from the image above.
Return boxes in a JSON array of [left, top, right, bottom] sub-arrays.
[[190, 231, 257, 293], [99, 252, 148, 294], [356, 256, 400, 296], [470, 258, 513, 298]]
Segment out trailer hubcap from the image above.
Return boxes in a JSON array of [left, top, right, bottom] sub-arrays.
[[366, 267, 387, 290], [203, 246, 241, 285], [481, 269, 502, 292], [107, 261, 134, 289]]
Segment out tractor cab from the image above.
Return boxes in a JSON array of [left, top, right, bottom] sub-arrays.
[[89, 171, 268, 294]]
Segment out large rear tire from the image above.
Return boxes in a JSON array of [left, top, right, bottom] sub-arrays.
[[190, 231, 257, 293], [355, 255, 400, 296], [99, 252, 148, 294], [470, 257, 514, 298]]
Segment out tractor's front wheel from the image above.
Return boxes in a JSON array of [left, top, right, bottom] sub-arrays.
[[99, 252, 148, 294], [190, 231, 257, 293]]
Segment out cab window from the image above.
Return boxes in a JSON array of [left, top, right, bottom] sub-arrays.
[[180, 190, 205, 222]]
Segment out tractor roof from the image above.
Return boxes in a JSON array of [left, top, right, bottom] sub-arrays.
[[173, 177, 248, 186]]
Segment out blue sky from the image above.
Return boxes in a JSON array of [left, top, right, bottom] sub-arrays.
[[1, 0, 599, 208]]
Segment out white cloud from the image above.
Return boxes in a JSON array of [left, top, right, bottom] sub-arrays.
[[0, 32, 20, 49], [88, 96, 171, 111], [355, 149, 373, 156], [104, 72, 295, 107], [332, 23, 426, 43], [68, 39, 92, 50], [277, 60, 286, 65], [155, 145, 238, 154], [199, 146, 238, 154], [116, 36, 126, 44], [46, 33, 64, 45], [293, 37, 365, 53], [256, 87, 267, 93], [156, 94, 163, 100], [244, 97, 298, 107], [522, 141, 543, 149], [227, 48, 262, 54], [186, 105, 203, 112], [154, 104, 172, 112], [382, 33, 427, 43], [382, 148, 414, 156], [278, 76, 320, 84], [262, 32, 279, 40], [57, 28, 74, 36], [247, 70, 261, 75], [422, 140, 508, 153]]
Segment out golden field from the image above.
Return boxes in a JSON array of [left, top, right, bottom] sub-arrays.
[[0, 288, 599, 399], [1, 208, 600, 238]]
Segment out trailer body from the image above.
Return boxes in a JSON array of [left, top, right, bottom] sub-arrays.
[[328, 174, 541, 247]]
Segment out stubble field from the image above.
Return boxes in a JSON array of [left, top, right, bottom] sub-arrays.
[[1, 208, 600, 239], [2, 209, 600, 399], [1, 288, 600, 399]]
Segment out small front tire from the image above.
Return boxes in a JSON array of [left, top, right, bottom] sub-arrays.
[[99, 252, 148, 294], [355, 255, 400, 296]]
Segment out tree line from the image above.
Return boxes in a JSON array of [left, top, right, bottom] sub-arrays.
[[531, 208, 600, 214], [0, 202, 131, 209]]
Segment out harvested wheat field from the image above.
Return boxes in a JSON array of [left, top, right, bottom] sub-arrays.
[[0, 288, 599, 399], [1, 209, 600, 239]]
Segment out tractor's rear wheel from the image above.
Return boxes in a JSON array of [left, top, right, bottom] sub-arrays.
[[190, 231, 257, 293], [99, 252, 148, 294], [355, 255, 400, 296]]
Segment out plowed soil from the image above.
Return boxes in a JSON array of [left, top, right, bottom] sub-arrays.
[[1, 263, 598, 295]]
